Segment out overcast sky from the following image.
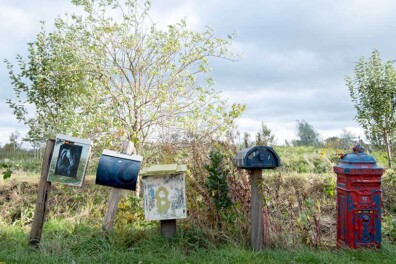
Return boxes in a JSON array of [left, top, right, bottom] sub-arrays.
[[2, 0, 396, 146]]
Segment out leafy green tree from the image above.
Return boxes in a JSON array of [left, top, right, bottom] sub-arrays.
[[243, 132, 252, 148], [255, 122, 276, 146], [2, 131, 22, 151], [324, 136, 341, 149], [346, 50, 396, 168], [5, 22, 105, 145], [293, 120, 321, 147], [340, 129, 357, 150], [324, 129, 357, 150], [6, 0, 245, 152]]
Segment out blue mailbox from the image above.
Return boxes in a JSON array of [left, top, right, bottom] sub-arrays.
[[96, 149, 143, 190], [233, 146, 281, 169]]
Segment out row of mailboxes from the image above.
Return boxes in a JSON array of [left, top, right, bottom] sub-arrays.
[[48, 135, 384, 248], [48, 141, 282, 223]]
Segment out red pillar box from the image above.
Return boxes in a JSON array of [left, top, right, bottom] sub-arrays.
[[334, 145, 384, 248]]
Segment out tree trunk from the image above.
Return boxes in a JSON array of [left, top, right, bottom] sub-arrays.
[[384, 132, 392, 168]]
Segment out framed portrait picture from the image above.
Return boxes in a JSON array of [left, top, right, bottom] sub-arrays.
[[47, 135, 93, 187], [96, 149, 143, 190]]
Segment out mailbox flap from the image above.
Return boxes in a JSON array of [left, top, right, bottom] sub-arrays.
[[141, 164, 187, 177], [259, 151, 267, 161]]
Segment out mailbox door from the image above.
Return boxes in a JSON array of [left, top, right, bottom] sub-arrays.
[[143, 174, 187, 221], [245, 148, 279, 168], [354, 211, 376, 245]]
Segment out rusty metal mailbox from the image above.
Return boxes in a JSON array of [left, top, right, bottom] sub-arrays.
[[233, 146, 281, 169], [334, 145, 384, 248]]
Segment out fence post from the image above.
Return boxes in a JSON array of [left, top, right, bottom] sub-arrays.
[[102, 140, 135, 232], [29, 139, 54, 247], [250, 169, 263, 251]]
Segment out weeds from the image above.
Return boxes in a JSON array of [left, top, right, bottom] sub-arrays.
[[0, 144, 395, 262]]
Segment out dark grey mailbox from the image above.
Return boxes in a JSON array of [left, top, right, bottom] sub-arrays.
[[233, 146, 281, 169], [233, 145, 281, 251]]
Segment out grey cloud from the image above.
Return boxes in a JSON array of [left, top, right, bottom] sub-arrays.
[[3, 0, 396, 144]]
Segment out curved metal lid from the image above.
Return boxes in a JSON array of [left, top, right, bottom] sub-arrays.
[[339, 145, 376, 164]]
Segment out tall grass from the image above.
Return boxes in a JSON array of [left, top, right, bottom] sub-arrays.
[[1, 221, 396, 263], [0, 145, 395, 263]]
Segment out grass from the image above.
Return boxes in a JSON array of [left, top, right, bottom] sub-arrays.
[[0, 169, 395, 263], [1, 221, 396, 264]]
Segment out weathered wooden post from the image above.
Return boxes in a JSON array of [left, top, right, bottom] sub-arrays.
[[97, 140, 142, 232], [102, 140, 135, 232], [29, 135, 92, 247], [233, 146, 281, 251], [250, 169, 264, 250], [29, 139, 54, 247], [140, 164, 187, 239]]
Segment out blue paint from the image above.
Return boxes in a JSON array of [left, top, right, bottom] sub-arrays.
[[360, 214, 373, 243], [339, 195, 347, 241], [149, 187, 155, 199], [374, 215, 382, 243], [373, 194, 382, 243], [348, 194, 355, 210], [373, 194, 381, 208], [96, 154, 141, 190]]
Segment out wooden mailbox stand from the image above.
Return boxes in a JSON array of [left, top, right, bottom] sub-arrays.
[[29, 139, 54, 247], [102, 140, 136, 232], [141, 164, 187, 239], [249, 169, 264, 251], [233, 146, 281, 251], [29, 136, 92, 247], [161, 219, 177, 239]]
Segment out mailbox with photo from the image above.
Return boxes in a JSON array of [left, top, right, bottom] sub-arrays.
[[47, 135, 93, 187], [233, 146, 281, 169], [96, 149, 143, 190]]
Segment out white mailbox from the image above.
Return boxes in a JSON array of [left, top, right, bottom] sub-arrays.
[[141, 164, 187, 221]]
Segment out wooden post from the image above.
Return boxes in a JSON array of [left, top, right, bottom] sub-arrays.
[[29, 139, 55, 247], [102, 140, 135, 232], [250, 169, 263, 251], [161, 219, 177, 239]]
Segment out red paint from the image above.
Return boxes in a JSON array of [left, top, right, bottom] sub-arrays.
[[334, 146, 384, 248]]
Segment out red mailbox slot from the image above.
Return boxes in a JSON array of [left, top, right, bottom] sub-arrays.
[[333, 145, 384, 248]]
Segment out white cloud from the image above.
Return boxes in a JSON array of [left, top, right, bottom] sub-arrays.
[[150, 1, 200, 30], [2, 0, 396, 146]]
